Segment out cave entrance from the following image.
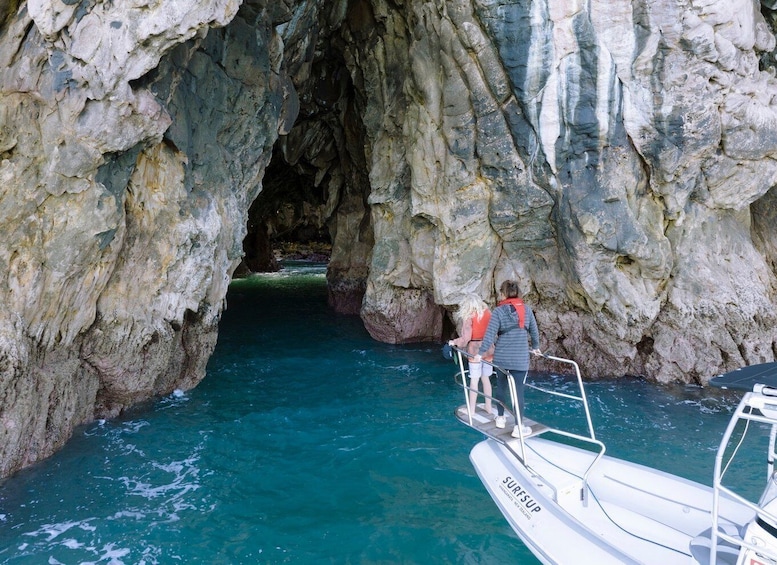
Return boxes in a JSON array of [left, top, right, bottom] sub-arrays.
[[236, 43, 372, 315], [238, 147, 332, 274]]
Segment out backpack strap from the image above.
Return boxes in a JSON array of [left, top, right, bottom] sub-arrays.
[[498, 298, 525, 329]]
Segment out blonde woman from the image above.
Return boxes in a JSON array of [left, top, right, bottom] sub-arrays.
[[449, 294, 495, 417]]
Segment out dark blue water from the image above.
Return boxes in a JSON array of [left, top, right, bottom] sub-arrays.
[[0, 264, 753, 563]]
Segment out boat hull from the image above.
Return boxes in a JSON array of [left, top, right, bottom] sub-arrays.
[[470, 438, 754, 565]]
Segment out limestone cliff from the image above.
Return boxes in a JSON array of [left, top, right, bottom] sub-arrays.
[[0, 0, 301, 476], [353, 0, 777, 381], [0, 0, 776, 477]]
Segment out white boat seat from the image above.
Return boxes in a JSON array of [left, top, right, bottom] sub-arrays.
[[689, 525, 742, 565]]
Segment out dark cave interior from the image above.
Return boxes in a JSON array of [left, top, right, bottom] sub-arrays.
[[239, 148, 332, 274]]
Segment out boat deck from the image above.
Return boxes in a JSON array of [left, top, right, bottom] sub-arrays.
[[454, 403, 548, 445], [459, 406, 756, 564], [450, 356, 777, 564]]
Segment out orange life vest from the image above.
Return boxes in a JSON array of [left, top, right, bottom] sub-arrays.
[[471, 311, 491, 340], [498, 297, 525, 329]]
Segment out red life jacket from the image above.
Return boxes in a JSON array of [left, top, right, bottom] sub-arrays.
[[498, 297, 525, 329], [470, 310, 491, 340]]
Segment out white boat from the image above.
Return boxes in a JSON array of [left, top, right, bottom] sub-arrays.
[[449, 349, 777, 565]]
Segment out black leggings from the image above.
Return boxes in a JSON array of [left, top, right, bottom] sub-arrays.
[[495, 368, 527, 420]]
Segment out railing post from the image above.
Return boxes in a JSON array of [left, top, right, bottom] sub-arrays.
[[455, 350, 473, 426], [506, 371, 527, 460]]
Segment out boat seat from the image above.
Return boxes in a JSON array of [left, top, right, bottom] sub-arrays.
[[689, 525, 742, 565]]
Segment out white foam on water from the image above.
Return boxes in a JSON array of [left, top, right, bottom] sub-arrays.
[[25, 519, 93, 542], [61, 538, 83, 549], [111, 510, 146, 520]]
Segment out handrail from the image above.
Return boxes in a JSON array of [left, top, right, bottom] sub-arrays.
[[526, 354, 597, 441], [710, 393, 777, 565], [711, 483, 777, 563], [449, 346, 605, 501], [450, 350, 509, 425], [519, 354, 604, 502], [455, 347, 474, 426], [449, 344, 512, 415]]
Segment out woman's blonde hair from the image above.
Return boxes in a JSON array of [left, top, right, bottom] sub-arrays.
[[455, 293, 489, 324]]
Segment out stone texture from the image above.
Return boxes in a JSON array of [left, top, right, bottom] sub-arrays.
[[1, 0, 777, 477], [0, 0, 308, 476], [351, 0, 777, 383]]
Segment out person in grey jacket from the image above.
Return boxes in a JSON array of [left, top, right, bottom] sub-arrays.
[[473, 280, 541, 438]]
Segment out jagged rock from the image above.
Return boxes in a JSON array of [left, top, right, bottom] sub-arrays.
[[0, 0, 304, 476], [1, 0, 777, 478], [355, 0, 777, 383]]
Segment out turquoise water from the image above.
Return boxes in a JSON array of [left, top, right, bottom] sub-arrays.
[[0, 264, 757, 564]]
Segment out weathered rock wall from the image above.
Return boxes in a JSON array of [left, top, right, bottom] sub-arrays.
[[0, 0, 310, 476], [1, 0, 776, 478], [351, 0, 777, 382]]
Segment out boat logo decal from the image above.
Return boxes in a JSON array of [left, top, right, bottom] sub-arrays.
[[500, 476, 542, 518]]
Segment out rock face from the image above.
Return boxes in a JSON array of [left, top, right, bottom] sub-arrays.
[[0, 0, 776, 476], [353, 0, 777, 377], [0, 0, 301, 476]]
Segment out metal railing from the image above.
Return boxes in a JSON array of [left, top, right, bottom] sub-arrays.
[[708, 390, 777, 565], [450, 346, 606, 502]]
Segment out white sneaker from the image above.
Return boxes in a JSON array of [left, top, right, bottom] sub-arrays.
[[511, 425, 532, 438], [495, 416, 506, 429]]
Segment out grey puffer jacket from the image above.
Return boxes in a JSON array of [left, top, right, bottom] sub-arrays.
[[477, 301, 540, 372]]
